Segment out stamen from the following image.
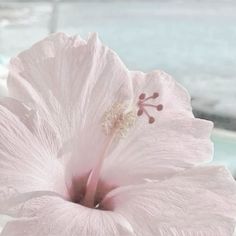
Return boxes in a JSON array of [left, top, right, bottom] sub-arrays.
[[102, 102, 136, 138], [137, 92, 163, 124]]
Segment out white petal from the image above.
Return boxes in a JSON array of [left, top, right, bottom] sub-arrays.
[[8, 33, 134, 178], [1, 196, 133, 236], [102, 166, 236, 236], [0, 102, 67, 214], [101, 117, 213, 186], [0, 97, 62, 157]]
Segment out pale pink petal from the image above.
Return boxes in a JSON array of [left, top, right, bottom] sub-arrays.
[[102, 118, 213, 185], [7, 33, 134, 178], [0, 101, 67, 212], [100, 70, 213, 186], [101, 166, 236, 235], [0, 97, 62, 157], [1, 196, 133, 236]]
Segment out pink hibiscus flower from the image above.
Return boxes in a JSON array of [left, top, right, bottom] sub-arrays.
[[0, 33, 236, 235]]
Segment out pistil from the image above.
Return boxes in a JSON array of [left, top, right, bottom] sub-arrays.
[[82, 102, 136, 208], [137, 92, 163, 124], [82, 131, 116, 208], [82, 92, 163, 208]]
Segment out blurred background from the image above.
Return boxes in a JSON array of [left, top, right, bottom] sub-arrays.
[[0, 0, 235, 175]]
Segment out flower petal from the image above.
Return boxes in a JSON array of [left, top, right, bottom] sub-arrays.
[[0, 196, 133, 236], [102, 166, 236, 235], [0, 97, 62, 157], [0, 101, 67, 212], [7, 33, 134, 178], [101, 116, 213, 186]]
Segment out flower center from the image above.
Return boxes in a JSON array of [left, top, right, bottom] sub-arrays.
[[82, 102, 136, 208], [81, 93, 163, 208]]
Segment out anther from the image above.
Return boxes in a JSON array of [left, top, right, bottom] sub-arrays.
[[102, 102, 136, 137]]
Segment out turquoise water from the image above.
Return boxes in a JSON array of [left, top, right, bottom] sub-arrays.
[[212, 130, 236, 176]]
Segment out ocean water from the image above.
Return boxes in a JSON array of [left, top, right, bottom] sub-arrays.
[[56, 1, 236, 118], [1, 1, 235, 116]]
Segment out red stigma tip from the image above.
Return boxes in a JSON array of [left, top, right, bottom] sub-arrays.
[[157, 104, 163, 111], [149, 117, 155, 124], [139, 93, 146, 100], [137, 92, 163, 124], [137, 109, 143, 116], [153, 92, 159, 98]]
